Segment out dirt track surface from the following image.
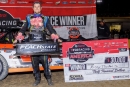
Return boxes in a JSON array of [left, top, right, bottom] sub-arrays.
[[0, 70, 130, 87]]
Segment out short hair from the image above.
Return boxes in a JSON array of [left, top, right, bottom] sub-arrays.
[[33, 1, 42, 7]]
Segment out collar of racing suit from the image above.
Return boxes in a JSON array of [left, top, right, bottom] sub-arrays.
[[33, 13, 42, 18]]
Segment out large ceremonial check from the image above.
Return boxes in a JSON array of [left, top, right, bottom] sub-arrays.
[[62, 39, 130, 82]]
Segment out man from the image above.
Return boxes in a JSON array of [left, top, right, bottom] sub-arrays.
[[14, 1, 59, 86], [97, 21, 110, 39]]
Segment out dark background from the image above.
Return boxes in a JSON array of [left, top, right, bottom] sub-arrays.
[[96, 0, 130, 17]]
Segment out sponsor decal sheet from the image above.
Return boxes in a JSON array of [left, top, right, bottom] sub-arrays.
[[62, 39, 130, 82]]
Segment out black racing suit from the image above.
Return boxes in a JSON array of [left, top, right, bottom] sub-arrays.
[[19, 14, 56, 81], [97, 24, 110, 39]]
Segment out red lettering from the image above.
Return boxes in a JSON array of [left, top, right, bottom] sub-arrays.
[[70, 54, 78, 58], [53, 26, 62, 28], [77, 45, 85, 47], [65, 64, 70, 67], [81, 54, 85, 58], [67, 27, 69, 30], [70, 54, 92, 59], [78, 54, 81, 58], [3, 14, 7, 17], [0, 14, 7, 17]]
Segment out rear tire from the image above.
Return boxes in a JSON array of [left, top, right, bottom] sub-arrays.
[[0, 55, 8, 80]]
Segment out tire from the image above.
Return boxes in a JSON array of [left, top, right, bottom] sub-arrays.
[[0, 55, 8, 81]]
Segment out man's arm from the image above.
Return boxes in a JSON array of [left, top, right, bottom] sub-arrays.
[[19, 17, 28, 34], [13, 17, 28, 43], [105, 25, 110, 37], [46, 18, 56, 34], [97, 24, 100, 36]]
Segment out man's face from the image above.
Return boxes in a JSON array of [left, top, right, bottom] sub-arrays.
[[33, 3, 42, 13], [100, 21, 104, 26]]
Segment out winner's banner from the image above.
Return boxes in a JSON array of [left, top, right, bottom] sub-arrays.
[[50, 15, 97, 39], [62, 39, 130, 82]]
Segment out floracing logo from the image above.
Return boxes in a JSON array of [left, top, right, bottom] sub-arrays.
[[65, 64, 87, 71], [69, 75, 84, 80], [67, 43, 94, 63]]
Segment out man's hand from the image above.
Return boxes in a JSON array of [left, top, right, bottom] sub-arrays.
[[13, 39, 18, 44], [16, 32, 24, 40], [51, 34, 59, 40], [13, 32, 24, 43], [58, 39, 62, 43]]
